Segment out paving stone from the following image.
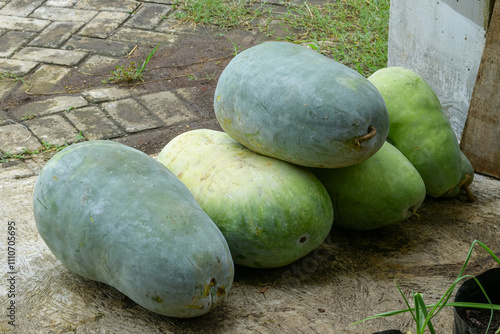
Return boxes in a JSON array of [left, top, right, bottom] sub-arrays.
[[170, 86, 213, 116], [0, 15, 50, 31], [26, 114, 80, 146], [125, 3, 172, 30], [0, 122, 41, 155], [0, 59, 38, 75], [110, 27, 178, 45], [65, 106, 124, 140], [137, 91, 199, 126], [13, 47, 87, 66], [0, 31, 36, 57], [64, 36, 135, 57], [78, 55, 118, 75], [30, 6, 98, 22], [102, 98, 164, 132], [0, 0, 44, 16], [29, 21, 84, 48], [45, 0, 80, 6], [81, 86, 146, 103], [78, 11, 130, 39], [0, 159, 37, 180], [0, 80, 18, 101], [75, 0, 139, 13], [169, 86, 198, 101], [24, 64, 71, 95], [0, 109, 10, 125], [11, 96, 88, 120]]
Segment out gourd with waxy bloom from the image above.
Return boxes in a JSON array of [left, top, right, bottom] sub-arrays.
[[33, 140, 234, 318], [214, 41, 390, 168]]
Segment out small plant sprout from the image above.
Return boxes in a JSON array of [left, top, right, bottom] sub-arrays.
[[21, 113, 37, 120], [227, 36, 243, 56], [0, 71, 26, 84], [205, 71, 216, 80], [352, 240, 500, 334], [105, 43, 160, 84], [75, 132, 85, 141], [187, 73, 198, 80]]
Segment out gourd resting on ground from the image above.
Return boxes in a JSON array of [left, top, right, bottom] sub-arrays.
[[158, 129, 334, 268], [33, 140, 234, 318]]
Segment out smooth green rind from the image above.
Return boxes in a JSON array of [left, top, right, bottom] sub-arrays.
[[33, 140, 234, 318], [312, 142, 426, 231], [158, 129, 334, 268], [368, 67, 462, 197], [214, 41, 390, 168], [440, 150, 475, 199]]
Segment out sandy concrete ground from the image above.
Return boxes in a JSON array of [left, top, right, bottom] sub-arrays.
[[0, 157, 499, 334]]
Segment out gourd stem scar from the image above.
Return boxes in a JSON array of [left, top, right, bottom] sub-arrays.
[[354, 125, 377, 146]]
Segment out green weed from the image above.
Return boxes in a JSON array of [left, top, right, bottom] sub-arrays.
[[226, 36, 244, 55], [0, 134, 84, 163], [352, 240, 500, 334], [104, 44, 160, 84], [21, 113, 37, 120], [0, 71, 27, 84], [75, 131, 85, 141], [188, 71, 217, 81]]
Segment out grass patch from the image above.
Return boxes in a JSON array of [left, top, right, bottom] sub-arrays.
[[172, 0, 390, 76], [173, 0, 269, 29], [280, 0, 390, 75]]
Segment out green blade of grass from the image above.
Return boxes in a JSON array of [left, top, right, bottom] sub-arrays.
[[413, 293, 436, 334], [138, 43, 160, 74]]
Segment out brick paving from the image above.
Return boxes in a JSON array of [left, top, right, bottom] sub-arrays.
[[0, 0, 299, 165]]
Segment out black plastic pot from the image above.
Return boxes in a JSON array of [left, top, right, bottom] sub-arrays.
[[453, 267, 500, 334]]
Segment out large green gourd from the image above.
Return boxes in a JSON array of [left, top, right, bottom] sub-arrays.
[[157, 129, 334, 268], [33, 140, 234, 318], [312, 142, 426, 231], [368, 67, 463, 197], [214, 41, 390, 168]]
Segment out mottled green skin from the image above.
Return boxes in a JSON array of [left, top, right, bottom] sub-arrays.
[[368, 67, 462, 197], [158, 129, 333, 268], [440, 151, 475, 198], [312, 142, 426, 231], [214, 41, 389, 168], [33, 141, 234, 318]]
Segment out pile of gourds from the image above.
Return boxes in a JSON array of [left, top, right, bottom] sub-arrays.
[[32, 42, 474, 319]]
